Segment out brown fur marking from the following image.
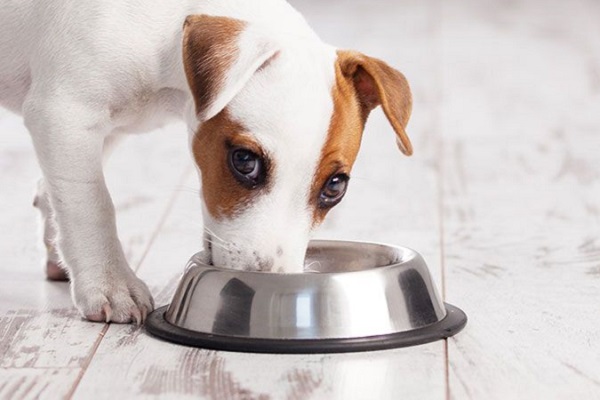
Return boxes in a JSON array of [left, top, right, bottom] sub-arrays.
[[336, 50, 413, 155], [309, 60, 365, 226], [182, 15, 246, 118], [309, 51, 413, 225], [192, 110, 271, 220]]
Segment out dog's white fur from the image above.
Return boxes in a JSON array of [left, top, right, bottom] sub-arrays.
[[0, 0, 341, 322]]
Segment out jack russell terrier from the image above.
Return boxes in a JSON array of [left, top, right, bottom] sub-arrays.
[[0, 0, 413, 324]]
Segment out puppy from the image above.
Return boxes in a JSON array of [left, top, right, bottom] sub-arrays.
[[0, 0, 412, 323]]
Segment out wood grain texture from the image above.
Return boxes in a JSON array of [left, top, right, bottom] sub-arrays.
[[440, 0, 600, 398], [0, 368, 79, 400]]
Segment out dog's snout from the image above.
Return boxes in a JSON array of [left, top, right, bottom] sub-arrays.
[[202, 217, 308, 273], [206, 240, 305, 273]]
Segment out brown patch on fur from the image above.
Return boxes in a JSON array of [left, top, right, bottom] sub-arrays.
[[182, 15, 245, 118], [336, 50, 413, 155], [192, 110, 271, 220], [309, 51, 414, 225], [309, 61, 366, 225]]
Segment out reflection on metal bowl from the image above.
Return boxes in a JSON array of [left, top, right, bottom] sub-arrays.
[[145, 240, 467, 353]]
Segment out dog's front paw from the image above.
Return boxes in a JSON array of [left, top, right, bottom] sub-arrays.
[[71, 267, 154, 324]]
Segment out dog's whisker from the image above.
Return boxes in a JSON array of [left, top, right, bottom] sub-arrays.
[[203, 227, 228, 244], [204, 232, 227, 245], [304, 260, 322, 272], [203, 226, 221, 237], [204, 239, 230, 251], [203, 235, 228, 248], [203, 234, 237, 252], [173, 183, 199, 190]]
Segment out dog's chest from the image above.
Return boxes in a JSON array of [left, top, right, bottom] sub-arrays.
[[110, 87, 188, 134]]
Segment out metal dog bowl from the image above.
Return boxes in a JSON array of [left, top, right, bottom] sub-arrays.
[[145, 240, 467, 353]]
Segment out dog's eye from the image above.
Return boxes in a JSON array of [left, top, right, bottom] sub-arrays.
[[229, 148, 265, 188], [319, 173, 349, 208]]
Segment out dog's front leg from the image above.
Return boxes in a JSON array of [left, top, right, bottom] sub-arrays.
[[24, 99, 154, 323]]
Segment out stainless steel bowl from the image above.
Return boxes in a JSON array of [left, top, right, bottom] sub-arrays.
[[145, 240, 466, 353]]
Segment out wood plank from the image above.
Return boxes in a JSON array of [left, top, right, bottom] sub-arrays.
[[0, 368, 79, 400], [441, 0, 600, 398], [73, 1, 449, 398]]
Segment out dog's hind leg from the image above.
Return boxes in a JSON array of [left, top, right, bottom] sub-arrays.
[[33, 179, 66, 281]]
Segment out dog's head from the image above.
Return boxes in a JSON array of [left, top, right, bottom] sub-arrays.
[[182, 15, 412, 272]]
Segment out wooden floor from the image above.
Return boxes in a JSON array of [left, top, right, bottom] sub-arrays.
[[1, 0, 599, 398]]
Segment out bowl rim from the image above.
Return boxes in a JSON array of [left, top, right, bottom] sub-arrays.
[[146, 239, 468, 352], [188, 239, 422, 277]]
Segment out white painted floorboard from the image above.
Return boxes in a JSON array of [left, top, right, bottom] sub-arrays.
[[1, 0, 599, 399], [440, 0, 600, 398]]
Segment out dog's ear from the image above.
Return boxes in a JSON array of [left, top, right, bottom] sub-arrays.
[[337, 50, 413, 155], [182, 15, 279, 121]]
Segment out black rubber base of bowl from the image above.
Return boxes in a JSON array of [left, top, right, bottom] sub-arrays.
[[144, 304, 467, 354]]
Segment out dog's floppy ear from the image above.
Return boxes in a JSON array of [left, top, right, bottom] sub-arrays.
[[337, 50, 413, 155], [182, 15, 279, 121]]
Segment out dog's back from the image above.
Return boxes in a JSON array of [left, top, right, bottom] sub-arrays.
[[0, 0, 35, 113], [0, 0, 313, 121], [1, 1, 200, 136]]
